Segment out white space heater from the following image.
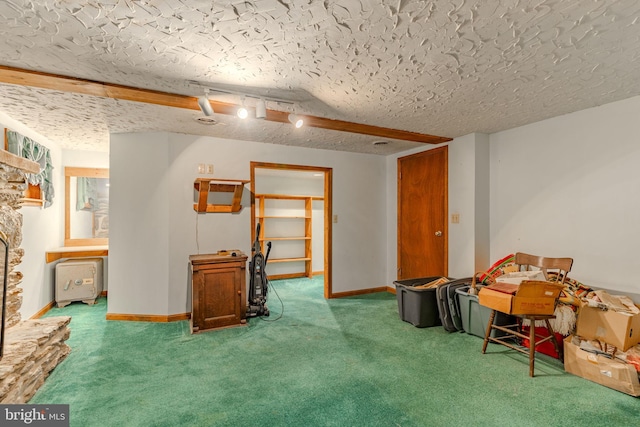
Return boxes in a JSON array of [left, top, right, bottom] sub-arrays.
[[55, 258, 103, 308]]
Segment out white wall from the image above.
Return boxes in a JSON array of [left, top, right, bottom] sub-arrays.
[[109, 132, 387, 316], [447, 133, 491, 277], [473, 134, 491, 273], [311, 199, 324, 273], [490, 95, 640, 296], [109, 133, 170, 315], [18, 146, 62, 318]]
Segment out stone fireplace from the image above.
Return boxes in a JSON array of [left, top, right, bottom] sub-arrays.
[[0, 150, 71, 403]]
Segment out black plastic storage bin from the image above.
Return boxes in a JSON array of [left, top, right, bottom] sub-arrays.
[[394, 277, 451, 327]]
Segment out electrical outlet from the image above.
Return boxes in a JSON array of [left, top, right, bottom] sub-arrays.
[[206, 164, 214, 174]]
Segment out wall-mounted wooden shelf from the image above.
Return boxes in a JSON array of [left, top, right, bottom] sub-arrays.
[[193, 178, 250, 213], [45, 246, 109, 263]]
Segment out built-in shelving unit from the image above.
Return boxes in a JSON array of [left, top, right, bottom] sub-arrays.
[[255, 193, 323, 279]]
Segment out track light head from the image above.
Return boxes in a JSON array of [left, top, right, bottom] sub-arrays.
[[197, 95, 214, 116], [255, 99, 266, 119], [237, 106, 248, 119], [288, 114, 303, 128]]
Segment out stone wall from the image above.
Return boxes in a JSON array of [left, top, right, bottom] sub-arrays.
[[0, 317, 71, 403], [0, 163, 28, 327], [0, 156, 71, 403]]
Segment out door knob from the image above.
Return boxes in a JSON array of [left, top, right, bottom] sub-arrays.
[[435, 231, 442, 237]]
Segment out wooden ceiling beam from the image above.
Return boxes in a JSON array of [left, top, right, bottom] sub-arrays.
[[0, 65, 452, 145]]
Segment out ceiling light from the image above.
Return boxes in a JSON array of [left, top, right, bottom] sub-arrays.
[[194, 116, 218, 125], [255, 98, 266, 119], [237, 98, 248, 119], [197, 93, 214, 116], [237, 107, 248, 119], [288, 114, 303, 128]]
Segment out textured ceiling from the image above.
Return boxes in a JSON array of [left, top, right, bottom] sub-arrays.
[[1, 0, 640, 155]]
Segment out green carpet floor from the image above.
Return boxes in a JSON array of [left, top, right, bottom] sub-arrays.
[[32, 276, 639, 426]]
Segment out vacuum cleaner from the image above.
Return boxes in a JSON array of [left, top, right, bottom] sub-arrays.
[[246, 223, 271, 317]]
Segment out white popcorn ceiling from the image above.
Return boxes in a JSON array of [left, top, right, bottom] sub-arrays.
[[1, 0, 640, 155]]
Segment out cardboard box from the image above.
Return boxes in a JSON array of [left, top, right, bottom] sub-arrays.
[[478, 283, 515, 314], [478, 281, 564, 315], [564, 336, 640, 397], [576, 302, 640, 351]]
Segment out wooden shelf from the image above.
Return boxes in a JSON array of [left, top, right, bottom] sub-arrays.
[[256, 193, 314, 278], [193, 178, 249, 213], [256, 193, 324, 201], [257, 215, 309, 219], [260, 237, 311, 241], [267, 257, 312, 263], [45, 246, 109, 263], [20, 197, 44, 207]]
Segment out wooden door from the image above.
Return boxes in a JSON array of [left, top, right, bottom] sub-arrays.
[[397, 146, 448, 279], [199, 267, 241, 329]]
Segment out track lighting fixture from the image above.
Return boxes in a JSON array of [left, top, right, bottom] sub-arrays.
[[255, 98, 266, 119], [237, 106, 248, 119], [197, 91, 214, 116], [288, 114, 303, 128], [193, 84, 308, 127], [237, 98, 248, 119]]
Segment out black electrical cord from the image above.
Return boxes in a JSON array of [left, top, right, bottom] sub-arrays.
[[259, 279, 284, 321]]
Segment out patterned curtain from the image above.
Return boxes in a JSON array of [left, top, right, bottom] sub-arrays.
[[76, 177, 97, 211], [6, 130, 55, 208]]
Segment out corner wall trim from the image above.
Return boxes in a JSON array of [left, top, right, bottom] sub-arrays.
[[30, 301, 56, 319]]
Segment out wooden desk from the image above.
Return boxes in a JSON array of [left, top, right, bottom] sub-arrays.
[[190, 252, 247, 333], [45, 246, 109, 263]]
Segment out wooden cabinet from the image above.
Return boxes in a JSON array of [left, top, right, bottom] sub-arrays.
[[255, 194, 322, 279], [189, 252, 247, 333]]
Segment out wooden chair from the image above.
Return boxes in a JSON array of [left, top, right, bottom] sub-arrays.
[[481, 252, 573, 377]]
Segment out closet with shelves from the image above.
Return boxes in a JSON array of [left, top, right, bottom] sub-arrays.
[[255, 193, 322, 279]]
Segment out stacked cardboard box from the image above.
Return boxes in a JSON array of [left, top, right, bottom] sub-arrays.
[[575, 302, 640, 350], [564, 298, 640, 396]]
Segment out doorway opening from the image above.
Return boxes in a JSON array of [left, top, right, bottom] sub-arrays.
[[250, 162, 333, 298]]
